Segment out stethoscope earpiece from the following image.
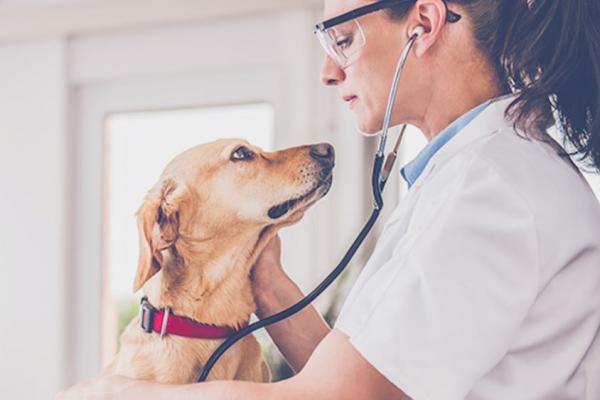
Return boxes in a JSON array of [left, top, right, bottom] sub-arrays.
[[410, 25, 426, 39]]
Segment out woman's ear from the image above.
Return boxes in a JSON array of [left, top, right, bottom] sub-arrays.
[[411, 0, 448, 57], [133, 178, 185, 293]]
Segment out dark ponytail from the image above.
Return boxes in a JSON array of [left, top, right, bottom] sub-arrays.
[[501, 0, 600, 172], [382, 0, 600, 172]]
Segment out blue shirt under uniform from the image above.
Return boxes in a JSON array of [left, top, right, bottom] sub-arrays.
[[400, 99, 493, 188]]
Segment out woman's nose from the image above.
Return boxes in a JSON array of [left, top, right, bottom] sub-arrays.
[[320, 55, 345, 86]]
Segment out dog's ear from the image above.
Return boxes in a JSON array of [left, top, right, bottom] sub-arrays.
[[133, 179, 185, 292]]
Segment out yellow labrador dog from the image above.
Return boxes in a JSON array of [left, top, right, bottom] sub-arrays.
[[104, 139, 334, 384]]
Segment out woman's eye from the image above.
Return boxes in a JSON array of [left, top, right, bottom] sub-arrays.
[[230, 146, 255, 161], [335, 35, 353, 49]]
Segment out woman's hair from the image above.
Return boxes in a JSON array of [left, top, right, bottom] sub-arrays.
[[383, 0, 600, 172]]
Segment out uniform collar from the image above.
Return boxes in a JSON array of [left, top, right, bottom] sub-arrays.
[[400, 94, 516, 187]]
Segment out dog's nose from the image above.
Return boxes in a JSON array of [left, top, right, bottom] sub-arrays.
[[309, 143, 335, 167]]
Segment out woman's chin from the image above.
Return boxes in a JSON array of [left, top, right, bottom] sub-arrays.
[[355, 118, 382, 136]]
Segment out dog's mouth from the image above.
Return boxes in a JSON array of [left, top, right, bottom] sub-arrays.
[[268, 171, 333, 220]]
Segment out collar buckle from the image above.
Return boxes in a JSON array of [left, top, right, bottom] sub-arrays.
[[139, 296, 155, 334]]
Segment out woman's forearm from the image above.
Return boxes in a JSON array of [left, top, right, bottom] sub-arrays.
[[255, 268, 331, 372], [132, 380, 268, 400], [123, 378, 303, 400], [58, 330, 404, 400]]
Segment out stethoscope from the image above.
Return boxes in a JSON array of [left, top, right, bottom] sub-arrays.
[[197, 25, 425, 382]]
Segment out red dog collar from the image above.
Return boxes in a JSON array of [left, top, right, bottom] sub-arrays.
[[139, 297, 244, 339]]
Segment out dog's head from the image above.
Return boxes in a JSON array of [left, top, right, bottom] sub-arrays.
[[133, 138, 334, 292]]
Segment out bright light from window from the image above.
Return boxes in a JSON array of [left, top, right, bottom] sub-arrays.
[[584, 172, 600, 200], [397, 125, 428, 199]]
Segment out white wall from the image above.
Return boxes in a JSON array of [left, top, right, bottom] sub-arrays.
[[0, 38, 67, 399]]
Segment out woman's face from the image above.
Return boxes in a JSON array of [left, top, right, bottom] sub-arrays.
[[320, 0, 414, 135]]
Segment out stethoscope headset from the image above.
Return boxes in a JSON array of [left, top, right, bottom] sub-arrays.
[[197, 25, 425, 382]]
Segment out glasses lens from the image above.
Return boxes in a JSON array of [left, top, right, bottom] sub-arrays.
[[316, 19, 366, 68]]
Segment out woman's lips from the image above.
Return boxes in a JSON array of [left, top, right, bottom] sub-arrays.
[[343, 95, 358, 108]]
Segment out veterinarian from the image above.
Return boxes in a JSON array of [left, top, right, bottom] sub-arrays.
[[58, 0, 600, 399]]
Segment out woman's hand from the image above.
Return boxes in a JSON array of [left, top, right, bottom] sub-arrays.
[[251, 234, 286, 303], [55, 375, 143, 400]]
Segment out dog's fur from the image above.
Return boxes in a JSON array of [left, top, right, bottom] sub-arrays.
[[103, 138, 333, 384]]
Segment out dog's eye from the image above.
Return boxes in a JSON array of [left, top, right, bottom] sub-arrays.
[[230, 146, 255, 161]]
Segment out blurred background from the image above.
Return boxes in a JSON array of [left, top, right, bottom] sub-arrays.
[[1, 1, 598, 399]]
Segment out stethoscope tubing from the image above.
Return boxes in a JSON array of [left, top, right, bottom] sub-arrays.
[[197, 155, 385, 383], [378, 33, 418, 157]]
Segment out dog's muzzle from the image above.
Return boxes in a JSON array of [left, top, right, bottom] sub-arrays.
[[268, 144, 334, 220]]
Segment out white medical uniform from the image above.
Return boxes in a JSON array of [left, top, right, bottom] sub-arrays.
[[335, 95, 600, 400]]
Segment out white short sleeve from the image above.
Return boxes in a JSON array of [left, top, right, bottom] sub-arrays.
[[335, 156, 540, 400]]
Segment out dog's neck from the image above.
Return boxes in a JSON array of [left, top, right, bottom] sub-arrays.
[[143, 225, 277, 329]]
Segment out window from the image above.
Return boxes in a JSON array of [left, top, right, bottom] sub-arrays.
[[583, 171, 600, 200], [397, 125, 428, 199]]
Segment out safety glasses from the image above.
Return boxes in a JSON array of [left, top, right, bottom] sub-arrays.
[[314, 0, 462, 68]]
